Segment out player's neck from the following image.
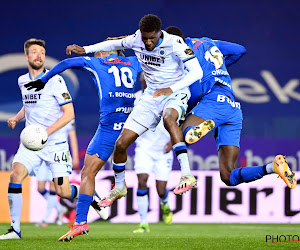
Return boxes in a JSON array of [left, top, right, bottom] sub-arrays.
[[29, 67, 45, 80]]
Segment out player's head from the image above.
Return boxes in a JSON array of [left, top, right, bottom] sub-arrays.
[[165, 26, 185, 41], [139, 14, 162, 51], [24, 38, 46, 70]]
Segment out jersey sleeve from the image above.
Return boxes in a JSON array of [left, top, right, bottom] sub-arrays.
[[172, 37, 196, 63], [214, 40, 246, 67], [51, 76, 73, 106], [121, 30, 139, 49], [41, 57, 86, 83]]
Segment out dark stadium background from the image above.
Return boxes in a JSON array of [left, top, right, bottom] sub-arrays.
[[0, 0, 299, 171]]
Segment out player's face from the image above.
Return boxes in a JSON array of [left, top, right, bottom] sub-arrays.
[[26, 44, 45, 70], [141, 30, 161, 51]]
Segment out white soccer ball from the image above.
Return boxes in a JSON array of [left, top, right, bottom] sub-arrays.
[[20, 124, 48, 151]]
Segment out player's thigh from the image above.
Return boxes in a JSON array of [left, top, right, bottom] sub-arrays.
[[10, 162, 29, 184], [12, 143, 43, 179], [82, 154, 106, 177]]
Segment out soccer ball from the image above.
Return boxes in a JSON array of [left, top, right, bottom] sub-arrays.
[[20, 124, 48, 151]]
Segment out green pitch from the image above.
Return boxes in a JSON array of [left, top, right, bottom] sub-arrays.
[[0, 222, 299, 249]]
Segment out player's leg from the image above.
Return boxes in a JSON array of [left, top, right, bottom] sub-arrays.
[[133, 174, 150, 233], [163, 88, 196, 195], [0, 163, 28, 240], [74, 154, 108, 226], [102, 119, 146, 207], [0, 143, 39, 240], [48, 181, 63, 226], [182, 114, 215, 144], [154, 153, 173, 225], [220, 145, 296, 188]]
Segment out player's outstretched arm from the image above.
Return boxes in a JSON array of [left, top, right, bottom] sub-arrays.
[[24, 57, 86, 91], [7, 107, 25, 129], [66, 44, 86, 55], [46, 102, 75, 136], [215, 40, 246, 67], [82, 39, 124, 54]]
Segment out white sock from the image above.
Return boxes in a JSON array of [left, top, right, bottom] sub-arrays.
[[137, 195, 148, 225], [160, 191, 169, 207], [115, 171, 125, 190], [266, 162, 275, 174], [173, 142, 191, 176], [112, 161, 126, 191], [177, 153, 191, 176], [42, 194, 57, 223], [8, 193, 22, 233]]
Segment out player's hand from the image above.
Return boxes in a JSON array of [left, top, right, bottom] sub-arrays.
[[24, 79, 45, 92], [66, 44, 86, 55], [153, 87, 173, 98], [7, 117, 18, 129]]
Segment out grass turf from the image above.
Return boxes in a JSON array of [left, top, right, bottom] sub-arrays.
[[0, 222, 299, 249]]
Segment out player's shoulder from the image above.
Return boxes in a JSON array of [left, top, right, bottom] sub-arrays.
[[18, 73, 30, 85], [46, 70, 66, 85], [162, 30, 185, 45]]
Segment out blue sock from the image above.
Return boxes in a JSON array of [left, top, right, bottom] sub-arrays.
[[230, 165, 267, 186], [75, 194, 93, 224], [183, 126, 195, 138]]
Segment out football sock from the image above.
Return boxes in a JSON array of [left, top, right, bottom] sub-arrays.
[[112, 161, 126, 191], [42, 191, 57, 223], [75, 194, 93, 224], [137, 189, 148, 225], [159, 190, 169, 207], [39, 189, 49, 200], [173, 142, 191, 176], [230, 165, 268, 186], [8, 183, 22, 233], [69, 184, 80, 199], [266, 162, 275, 174]]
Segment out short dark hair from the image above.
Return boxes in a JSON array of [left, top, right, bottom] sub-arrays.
[[139, 14, 161, 33], [165, 26, 185, 41], [24, 38, 46, 55]]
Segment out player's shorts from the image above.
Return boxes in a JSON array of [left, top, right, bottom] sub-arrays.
[[36, 162, 53, 181], [86, 123, 122, 161], [134, 147, 173, 181], [190, 92, 243, 149], [124, 87, 191, 135], [13, 142, 72, 178]]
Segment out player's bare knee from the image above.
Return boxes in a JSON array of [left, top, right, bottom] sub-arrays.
[[115, 138, 128, 153], [10, 167, 27, 183], [220, 170, 232, 186]]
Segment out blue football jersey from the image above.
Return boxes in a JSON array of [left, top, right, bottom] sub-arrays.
[[185, 37, 234, 97], [81, 54, 142, 125]]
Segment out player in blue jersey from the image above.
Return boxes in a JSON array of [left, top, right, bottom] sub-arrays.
[[25, 47, 142, 241], [165, 26, 296, 189]]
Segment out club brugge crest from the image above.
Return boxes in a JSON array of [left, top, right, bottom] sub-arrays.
[[159, 48, 166, 56]]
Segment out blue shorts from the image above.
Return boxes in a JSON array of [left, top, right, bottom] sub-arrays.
[[190, 92, 243, 149], [86, 123, 123, 161]]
